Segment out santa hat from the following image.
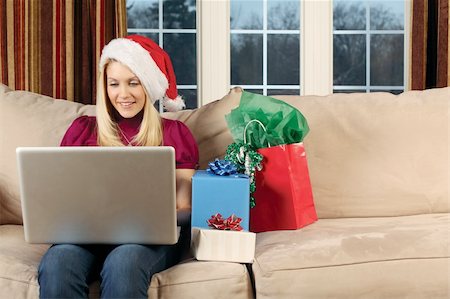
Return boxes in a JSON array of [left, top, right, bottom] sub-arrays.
[[99, 34, 185, 112]]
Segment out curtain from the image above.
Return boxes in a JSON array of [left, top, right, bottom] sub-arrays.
[[0, 0, 127, 104], [410, 0, 449, 89]]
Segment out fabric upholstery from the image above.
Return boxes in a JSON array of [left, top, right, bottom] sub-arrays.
[[1, 84, 449, 298], [0, 225, 48, 299], [0, 1, 127, 103], [0, 226, 103, 298], [253, 213, 450, 298], [0, 225, 253, 299], [410, 0, 449, 89], [273, 88, 450, 218], [149, 260, 253, 298], [0, 84, 96, 224], [1, 86, 449, 221], [172, 87, 450, 218], [163, 87, 241, 169], [0, 84, 241, 225]]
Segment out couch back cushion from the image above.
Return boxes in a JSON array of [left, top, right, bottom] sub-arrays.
[[1, 84, 448, 223], [162, 88, 240, 169], [0, 84, 96, 224], [0, 85, 240, 225], [169, 87, 449, 218], [274, 88, 449, 218]]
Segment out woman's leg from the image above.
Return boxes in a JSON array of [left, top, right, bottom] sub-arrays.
[[100, 243, 181, 299], [38, 244, 99, 299]]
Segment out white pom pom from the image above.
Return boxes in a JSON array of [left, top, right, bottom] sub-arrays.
[[163, 95, 185, 112]]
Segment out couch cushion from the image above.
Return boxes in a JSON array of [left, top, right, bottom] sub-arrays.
[[162, 87, 241, 169], [0, 85, 241, 225], [0, 225, 49, 299], [274, 87, 450, 217], [0, 225, 253, 299], [170, 87, 450, 218], [149, 260, 253, 298], [252, 213, 450, 298], [2, 84, 448, 221], [0, 84, 96, 224]]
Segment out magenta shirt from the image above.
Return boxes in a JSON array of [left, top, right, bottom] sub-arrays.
[[60, 113, 199, 169]]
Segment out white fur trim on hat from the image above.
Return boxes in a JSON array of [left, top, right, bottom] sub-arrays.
[[99, 38, 168, 104], [163, 95, 186, 112]]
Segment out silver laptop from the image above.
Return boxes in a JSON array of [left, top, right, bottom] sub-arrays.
[[16, 146, 179, 245]]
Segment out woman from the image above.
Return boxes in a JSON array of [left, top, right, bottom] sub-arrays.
[[38, 35, 198, 298]]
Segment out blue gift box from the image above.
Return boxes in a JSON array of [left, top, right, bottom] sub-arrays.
[[191, 170, 250, 231]]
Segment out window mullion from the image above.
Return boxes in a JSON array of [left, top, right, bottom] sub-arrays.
[[366, 1, 370, 92], [197, 0, 230, 106], [404, 0, 411, 90], [263, 0, 267, 95], [301, 0, 333, 96]]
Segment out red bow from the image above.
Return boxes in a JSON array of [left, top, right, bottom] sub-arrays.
[[207, 213, 243, 231]]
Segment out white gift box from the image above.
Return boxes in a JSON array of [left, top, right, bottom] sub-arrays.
[[191, 227, 256, 263]]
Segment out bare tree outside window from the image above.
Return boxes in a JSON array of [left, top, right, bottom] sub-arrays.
[[231, 0, 300, 96], [333, 0, 405, 93], [126, 0, 406, 99], [127, 0, 197, 109]]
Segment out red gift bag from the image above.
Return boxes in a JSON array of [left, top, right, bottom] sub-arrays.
[[250, 142, 317, 232]]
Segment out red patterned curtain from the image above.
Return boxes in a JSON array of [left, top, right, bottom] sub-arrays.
[[410, 0, 449, 89], [0, 0, 127, 104]]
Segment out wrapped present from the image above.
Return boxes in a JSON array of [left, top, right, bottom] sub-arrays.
[[191, 170, 250, 231], [251, 142, 317, 232], [225, 91, 317, 233], [191, 227, 256, 263]]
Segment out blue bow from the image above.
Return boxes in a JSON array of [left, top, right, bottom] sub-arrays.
[[207, 159, 238, 176]]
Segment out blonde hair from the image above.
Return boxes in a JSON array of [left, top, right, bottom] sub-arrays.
[[96, 59, 163, 146]]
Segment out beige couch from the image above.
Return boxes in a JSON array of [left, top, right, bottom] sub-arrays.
[[1, 83, 449, 298]]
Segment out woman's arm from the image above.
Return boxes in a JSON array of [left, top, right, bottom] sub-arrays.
[[176, 169, 195, 211]]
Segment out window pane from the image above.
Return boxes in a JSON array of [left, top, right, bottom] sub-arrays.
[[163, 0, 196, 29], [370, 1, 404, 30], [267, 89, 300, 96], [164, 33, 197, 85], [178, 89, 197, 109], [333, 34, 366, 85], [127, 0, 159, 29], [243, 89, 263, 95], [333, 0, 365, 30], [267, 34, 299, 85], [231, 0, 263, 30], [231, 34, 263, 85], [268, 0, 299, 30], [370, 34, 403, 86], [370, 89, 403, 94], [333, 89, 366, 93]]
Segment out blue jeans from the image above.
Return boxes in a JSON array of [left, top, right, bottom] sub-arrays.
[[38, 228, 189, 298]]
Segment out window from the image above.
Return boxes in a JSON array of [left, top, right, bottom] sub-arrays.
[[230, 0, 301, 96], [333, 0, 407, 93], [127, 0, 410, 106], [126, 0, 198, 109]]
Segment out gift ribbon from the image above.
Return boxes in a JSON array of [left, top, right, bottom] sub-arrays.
[[207, 213, 243, 231], [207, 159, 238, 176], [225, 142, 263, 208]]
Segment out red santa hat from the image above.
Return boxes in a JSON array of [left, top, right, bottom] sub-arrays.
[[99, 34, 185, 112]]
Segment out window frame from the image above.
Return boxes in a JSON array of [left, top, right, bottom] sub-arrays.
[[229, 1, 302, 95], [332, 0, 411, 93], [127, 0, 411, 106], [127, 0, 198, 111], [199, 0, 334, 101]]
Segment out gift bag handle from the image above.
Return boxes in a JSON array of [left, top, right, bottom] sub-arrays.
[[243, 119, 271, 147]]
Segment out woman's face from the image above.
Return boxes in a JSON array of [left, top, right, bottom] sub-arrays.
[[106, 61, 146, 119]]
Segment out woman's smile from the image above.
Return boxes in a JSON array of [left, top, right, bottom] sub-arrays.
[[106, 61, 146, 118]]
